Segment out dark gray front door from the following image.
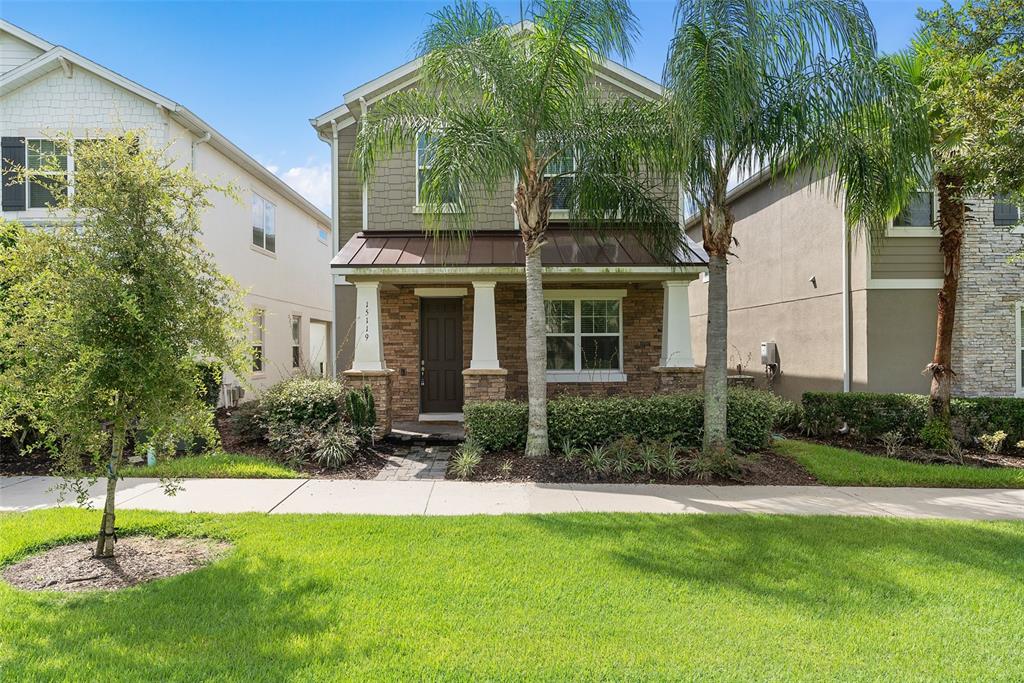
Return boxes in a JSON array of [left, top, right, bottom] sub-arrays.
[[420, 298, 463, 413]]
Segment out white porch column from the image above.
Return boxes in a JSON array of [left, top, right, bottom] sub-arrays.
[[469, 281, 501, 369], [352, 281, 385, 371], [661, 280, 695, 367]]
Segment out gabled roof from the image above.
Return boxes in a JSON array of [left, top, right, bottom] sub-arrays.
[[0, 20, 329, 226], [311, 20, 664, 134]]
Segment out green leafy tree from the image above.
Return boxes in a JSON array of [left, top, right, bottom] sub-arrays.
[[0, 133, 250, 557], [663, 0, 928, 457], [909, 0, 1024, 423], [355, 0, 680, 457]]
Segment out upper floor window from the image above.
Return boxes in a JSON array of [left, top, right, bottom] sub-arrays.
[[994, 195, 1020, 227], [27, 139, 69, 209], [544, 149, 576, 212], [544, 292, 624, 379], [893, 191, 934, 228], [252, 193, 276, 253], [416, 132, 460, 207], [317, 227, 330, 244]]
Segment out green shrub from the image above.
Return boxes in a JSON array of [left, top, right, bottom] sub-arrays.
[[772, 397, 804, 433], [803, 391, 1024, 446], [450, 441, 483, 479], [194, 361, 222, 408], [227, 400, 264, 445], [313, 424, 360, 468], [345, 386, 377, 432], [919, 418, 953, 451], [802, 392, 930, 440], [259, 377, 346, 431], [465, 389, 778, 454]]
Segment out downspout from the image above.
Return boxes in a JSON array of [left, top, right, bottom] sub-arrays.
[[841, 193, 852, 393], [329, 119, 340, 378], [191, 131, 211, 172]]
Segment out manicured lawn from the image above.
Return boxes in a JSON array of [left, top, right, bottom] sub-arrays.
[[2, 509, 1023, 681], [778, 439, 1024, 488], [120, 452, 299, 479]]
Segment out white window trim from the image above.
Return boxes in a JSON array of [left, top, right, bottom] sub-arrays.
[[25, 139, 72, 210], [251, 192, 277, 254], [543, 289, 626, 382], [316, 226, 330, 245], [252, 308, 266, 377], [888, 189, 938, 238], [1016, 302, 1024, 397], [543, 149, 576, 220], [414, 132, 462, 213]]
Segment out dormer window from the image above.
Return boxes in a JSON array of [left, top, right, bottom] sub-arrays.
[[416, 132, 460, 207]]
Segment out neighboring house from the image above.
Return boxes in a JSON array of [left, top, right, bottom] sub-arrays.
[[311, 51, 706, 430], [684, 172, 1024, 400], [0, 21, 334, 400]]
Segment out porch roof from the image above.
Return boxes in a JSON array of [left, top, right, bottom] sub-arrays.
[[332, 230, 708, 270]]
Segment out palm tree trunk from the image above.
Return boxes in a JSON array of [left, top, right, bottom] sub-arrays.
[[524, 244, 549, 457], [95, 418, 126, 558], [927, 171, 965, 422], [703, 250, 729, 454]]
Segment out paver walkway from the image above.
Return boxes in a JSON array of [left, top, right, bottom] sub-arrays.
[[374, 445, 451, 481], [2, 476, 1022, 519]]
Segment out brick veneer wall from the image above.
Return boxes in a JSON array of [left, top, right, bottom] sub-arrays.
[[953, 197, 1024, 397], [378, 282, 674, 421]]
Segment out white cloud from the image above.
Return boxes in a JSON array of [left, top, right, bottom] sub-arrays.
[[266, 162, 331, 214]]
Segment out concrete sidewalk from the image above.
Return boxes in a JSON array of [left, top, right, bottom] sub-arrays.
[[2, 476, 1022, 520]]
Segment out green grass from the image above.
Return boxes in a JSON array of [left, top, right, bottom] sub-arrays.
[[2, 510, 1024, 681], [120, 452, 299, 479], [778, 438, 1024, 488]]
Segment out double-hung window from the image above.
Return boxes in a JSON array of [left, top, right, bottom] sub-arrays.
[[543, 149, 575, 212], [252, 193, 276, 253], [994, 195, 1021, 229], [290, 315, 302, 369], [892, 190, 934, 229], [416, 132, 459, 207], [544, 291, 625, 381], [27, 139, 69, 209], [252, 309, 266, 374]]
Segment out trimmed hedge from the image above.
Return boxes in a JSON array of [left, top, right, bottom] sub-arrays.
[[464, 389, 780, 454], [801, 391, 1024, 444]]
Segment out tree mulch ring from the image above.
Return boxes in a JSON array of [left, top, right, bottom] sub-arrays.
[[456, 449, 820, 486], [3, 536, 231, 592]]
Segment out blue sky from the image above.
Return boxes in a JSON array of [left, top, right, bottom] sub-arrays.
[[4, 0, 940, 212]]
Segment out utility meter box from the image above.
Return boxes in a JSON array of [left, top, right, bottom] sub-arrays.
[[760, 341, 778, 367]]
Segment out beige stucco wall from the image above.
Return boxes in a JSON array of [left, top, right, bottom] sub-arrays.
[[1, 61, 333, 397]]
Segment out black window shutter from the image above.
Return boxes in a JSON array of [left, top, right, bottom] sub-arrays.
[[2, 137, 26, 211]]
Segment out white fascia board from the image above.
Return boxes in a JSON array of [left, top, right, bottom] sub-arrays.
[[343, 56, 425, 104], [0, 20, 55, 51], [333, 265, 705, 278], [170, 107, 329, 225], [310, 103, 354, 131]]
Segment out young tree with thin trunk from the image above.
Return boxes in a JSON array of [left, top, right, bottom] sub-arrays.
[[910, 0, 1024, 426], [355, 0, 680, 457], [0, 133, 249, 558], [662, 0, 929, 459]]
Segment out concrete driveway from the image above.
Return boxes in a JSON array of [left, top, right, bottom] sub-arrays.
[[2, 476, 1022, 520]]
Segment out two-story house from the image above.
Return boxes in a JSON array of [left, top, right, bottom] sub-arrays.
[[0, 20, 334, 400], [311, 52, 706, 430], [683, 171, 1024, 400]]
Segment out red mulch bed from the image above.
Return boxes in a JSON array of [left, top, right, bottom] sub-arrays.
[[458, 449, 820, 486]]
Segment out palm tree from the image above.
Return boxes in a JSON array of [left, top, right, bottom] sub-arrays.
[[355, 0, 680, 457], [663, 0, 929, 457]]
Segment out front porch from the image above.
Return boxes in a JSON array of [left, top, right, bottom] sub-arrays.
[[334, 230, 707, 432]]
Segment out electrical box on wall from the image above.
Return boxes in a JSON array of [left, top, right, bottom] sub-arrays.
[[761, 341, 778, 367]]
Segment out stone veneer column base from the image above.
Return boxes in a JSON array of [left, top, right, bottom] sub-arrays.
[[652, 366, 704, 393], [462, 368, 508, 403], [343, 369, 395, 434]]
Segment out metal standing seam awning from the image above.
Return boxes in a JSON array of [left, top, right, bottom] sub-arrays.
[[331, 229, 708, 278]]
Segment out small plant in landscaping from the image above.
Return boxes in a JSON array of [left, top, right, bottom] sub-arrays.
[[607, 436, 640, 476], [979, 431, 1008, 454], [581, 444, 610, 477], [689, 446, 741, 482], [557, 437, 580, 464], [345, 386, 377, 443], [879, 431, 906, 458], [946, 439, 966, 465], [451, 441, 483, 479], [1017, 440, 1024, 451], [654, 443, 683, 479], [499, 459, 514, 478], [312, 424, 360, 469], [636, 443, 661, 475], [919, 418, 954, 451]]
